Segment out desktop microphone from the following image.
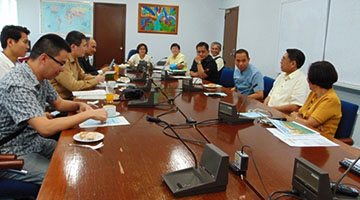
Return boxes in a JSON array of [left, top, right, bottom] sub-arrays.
[[238, 83, 258, 112]]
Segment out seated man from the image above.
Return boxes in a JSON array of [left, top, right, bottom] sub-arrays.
[[78, 37, 110, 75], [190, 42, 219, 83], [0, 25, 30, 79], [264, 49, 309, 113], [165, 43, 187, 71], [51, 31, 105, 99], [231, 49, 264, 100], [0, 34, 107, 185], [210, 42, 225, 74]]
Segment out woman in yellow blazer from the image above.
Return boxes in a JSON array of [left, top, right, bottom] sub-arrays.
[[290, 61, 342, 137]]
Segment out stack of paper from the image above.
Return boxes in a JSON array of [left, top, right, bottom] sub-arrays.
[[73, 90, 106, 100], [267, 119, 338, 147]]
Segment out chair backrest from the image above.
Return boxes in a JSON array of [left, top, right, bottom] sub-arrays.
[[335, 100, 359, 139], [0, 179, 39, 199], [127, 49, 137, 61], [219, 67, 234, 88], [263, 76, 275, 99]]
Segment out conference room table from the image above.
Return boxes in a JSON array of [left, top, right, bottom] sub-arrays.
[[37, 75, 360, 200]]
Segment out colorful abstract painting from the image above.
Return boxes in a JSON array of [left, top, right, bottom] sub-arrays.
[[138, 3, 179, 34]]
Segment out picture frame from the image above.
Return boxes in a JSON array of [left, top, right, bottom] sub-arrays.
[[138, 3, 179, 34], [40, 0, 93, 35]]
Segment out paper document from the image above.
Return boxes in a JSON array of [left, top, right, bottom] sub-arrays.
[[192, 78, 202, 84], [79, 116, 130, 128], [239, 112, 268, 118], [203, 92, 227, 97], [267, 128, 338, 147], [269, 119, 319, 136], [73, 90, 106, 96]]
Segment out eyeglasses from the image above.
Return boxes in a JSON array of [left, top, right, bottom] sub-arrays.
[[46, 53, 65, 67]]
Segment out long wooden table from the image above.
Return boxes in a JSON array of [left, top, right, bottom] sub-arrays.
[[37, 78, 360, 200]]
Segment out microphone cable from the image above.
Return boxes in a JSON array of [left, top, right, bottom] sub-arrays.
[[146, 116, 199, 168]]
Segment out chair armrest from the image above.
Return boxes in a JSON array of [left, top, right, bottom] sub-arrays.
[[0, 154, 17, 161], [0, 159, 24, 170], [339, 138, 354, 145]]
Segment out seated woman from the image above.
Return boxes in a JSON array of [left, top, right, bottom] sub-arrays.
[[128, 43, 152, 66], [290, 61, 342, 137], [211, 42, 225, 74], [165, 43, 187, 71]]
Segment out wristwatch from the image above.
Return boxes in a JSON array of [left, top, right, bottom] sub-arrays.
[[197, 61, 201, 65]]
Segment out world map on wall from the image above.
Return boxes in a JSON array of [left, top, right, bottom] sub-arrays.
[[41, 0, 92, 35]]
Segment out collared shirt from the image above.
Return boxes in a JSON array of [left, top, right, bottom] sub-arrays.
[[190, 55, 219, 83], [0, 52, 16, 79], [268, 69, 309, 107], [233, 63, 264, 95], [51, 54, 98, 99], [212, 55, 224, 71], [166, 52, 188, 71], [0, 63, 58, 155], [128, 54, 152, 65], [299, 88, 342, 137]]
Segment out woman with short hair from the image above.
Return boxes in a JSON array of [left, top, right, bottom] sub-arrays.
[[128, 43, 152, 66], [165, 43, 187, 71], [290, 61, 342, 137]]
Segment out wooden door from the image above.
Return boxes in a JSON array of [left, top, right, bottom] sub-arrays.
[[94, 3, 126, 67], [222, 7, 239, 69]]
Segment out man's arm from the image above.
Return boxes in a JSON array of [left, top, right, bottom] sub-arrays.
[[55, 64, 99, 91], [248, 90, 264, 100], [264, 96, 270, 105], [51, 96, 92, 112], [28, 109, 107, 137]]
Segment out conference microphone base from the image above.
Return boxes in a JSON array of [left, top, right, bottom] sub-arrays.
[[128, 90, 155, 108], [162, 144, 229, 198]]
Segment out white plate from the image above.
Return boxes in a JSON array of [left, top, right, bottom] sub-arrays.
[[203, 84, 222, 88], [108, 112, 120, 118], [117, 77, 130, 83], [73, 132, 104, 143]]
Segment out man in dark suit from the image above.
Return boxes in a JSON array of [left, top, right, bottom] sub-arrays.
[[78, 37, 109, 75]]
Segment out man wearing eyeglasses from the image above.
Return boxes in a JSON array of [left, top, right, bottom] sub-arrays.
[[0, 25, 30, 79], [190, 42, 219, 84], [51, 31, 105, 99], [264, 49, 309, 113], [0, 34, 107, 185]]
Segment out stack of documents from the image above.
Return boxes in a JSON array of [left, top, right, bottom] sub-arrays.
[[267, 119, 338, 147], [73, 90, 106, 100]]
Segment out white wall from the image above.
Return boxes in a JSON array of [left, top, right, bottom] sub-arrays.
[[17, 0, 224, 64], [222, 0, 282, 77]]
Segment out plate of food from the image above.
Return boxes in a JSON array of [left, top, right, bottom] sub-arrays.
[[117, 76, 130, 83], [203, 83, 222, 89], [73, 131, 104, 143]]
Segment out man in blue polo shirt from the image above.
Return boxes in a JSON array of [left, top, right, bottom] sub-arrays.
[[231, 49, 264, 100]]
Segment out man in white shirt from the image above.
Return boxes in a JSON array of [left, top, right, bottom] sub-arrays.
[[264, 49, 309, 113], [0, 25, 30, 79]]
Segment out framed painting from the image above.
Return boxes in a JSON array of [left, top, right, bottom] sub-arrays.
[[138, 3, 179, 34]]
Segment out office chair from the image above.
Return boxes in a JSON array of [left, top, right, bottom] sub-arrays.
[[219, 67, 234, 88], [127, 49, 137, 62], [263, 76, 275, 99], [0, 154, 40, 199], [334, 100, 359, 145]]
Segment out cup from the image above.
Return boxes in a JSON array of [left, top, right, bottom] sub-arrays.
[[103, 105, 117, 117], [106, 93, 114, 103]]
